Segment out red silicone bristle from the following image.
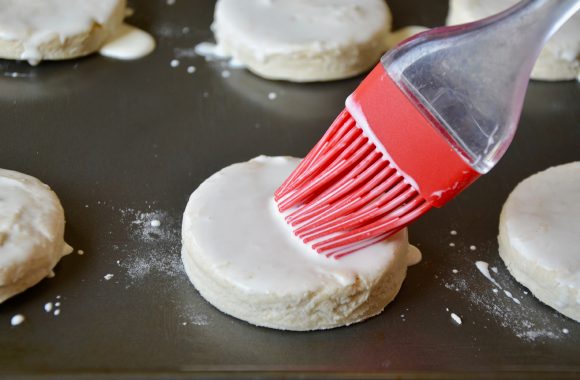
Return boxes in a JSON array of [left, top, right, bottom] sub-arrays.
[[277, 121, 365, 211], [275, 112, 354, 202], [274, 109, 432, 258], [313, 199, 430, 255], [274, 112, 351, 199], [298, 181, 412, 242], [286, 151, 387, 225], [291, 166, 402, 230]]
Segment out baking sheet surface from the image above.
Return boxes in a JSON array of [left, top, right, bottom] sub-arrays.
[[0, 0, 579, 377]]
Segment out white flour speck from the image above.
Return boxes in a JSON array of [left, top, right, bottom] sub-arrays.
[[452, 269, 458, 274], [126, 210, 169, 242], [167, 0, 175, 5], [104, 274, 114, 280], [173, 47, 197, 58], [155, 24, 184, 39], [116, 208, 184, 284], [470, 245, 477, 251], [4, 72, 31, 78], [442, 259, 566, 342], [10, 314, 25, 326], [450, 230, 458, 236], [221, 70, 231, 78], [187, 66, 196, 74], [179, 302, 211, 327], [449, 242, 455, 247], [563, 328, 569, 334], [54, 302, 61, 307], [491, 266, 498, 273], [450, 312, 462, 325], [520, 330, 558, 340], [190, 314, 209, 326], [170, 59, 180, 68], [54, 309, 61, 316], [268, 92, 277, 100], [194, 42, 228, 60], [77, 249, 84, 255], [44, 302, 53, 312]]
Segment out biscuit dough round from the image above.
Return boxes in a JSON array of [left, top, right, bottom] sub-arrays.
[[499, 162, 580, 322], [0, 0, 126, 64], [447, 0, 580, 81], [212, 0, 392, 82], [181, 156, 418, 331], [0, 169, 72, 303]]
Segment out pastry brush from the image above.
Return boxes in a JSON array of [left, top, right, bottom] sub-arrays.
[[275, 0, 580, 258]]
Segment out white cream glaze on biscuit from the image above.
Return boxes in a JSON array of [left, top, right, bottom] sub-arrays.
[[212, 0, 392, 82], [181, 156, 419, 331], [0, 169, 72, 303], [0, 0, 133, 64], [0, 0, 155, 65], [499, 162, 580, 322]]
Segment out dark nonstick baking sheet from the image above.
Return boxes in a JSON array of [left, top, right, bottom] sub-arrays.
[[0, 0, 579, 378]]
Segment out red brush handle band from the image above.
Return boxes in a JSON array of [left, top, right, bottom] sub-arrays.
[[351, 64, 480, 207]]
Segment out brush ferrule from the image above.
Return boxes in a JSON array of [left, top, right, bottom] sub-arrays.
[[351, 64, 480, 207]]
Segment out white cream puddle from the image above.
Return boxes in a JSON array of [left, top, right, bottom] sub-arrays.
[[99, 23, 155, 60]]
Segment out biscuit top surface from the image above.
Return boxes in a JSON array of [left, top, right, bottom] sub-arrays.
[[214, 0, 391, 59], [502, 162, 580, 288], [182, 156, 412, 296], [0, 0, 120, 38]]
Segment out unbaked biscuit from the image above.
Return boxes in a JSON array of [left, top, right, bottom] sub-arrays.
[[212, 0, 392, 82], [0, 169, 73, 303], [181, 156, 419, 331], [0, 0, 126, 64], [499, 162, 580, 322]]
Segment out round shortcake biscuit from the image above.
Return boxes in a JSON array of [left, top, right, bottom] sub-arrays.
[[0, 0, 126, 65], [0, 169, 73, 303], [212, 0, 392, 82], [499, 162, 580, 322], [181, 156, 419, 331]]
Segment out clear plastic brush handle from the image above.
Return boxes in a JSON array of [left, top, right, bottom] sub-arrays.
[[382, 0, 580, 174]]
